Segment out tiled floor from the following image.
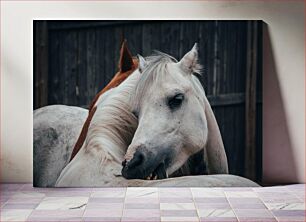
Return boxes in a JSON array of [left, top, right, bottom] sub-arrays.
[[0, 184, 304, 222]]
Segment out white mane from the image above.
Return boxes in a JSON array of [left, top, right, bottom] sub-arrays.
[[56, 70, 141, 186], [85, 71, 141, 163]]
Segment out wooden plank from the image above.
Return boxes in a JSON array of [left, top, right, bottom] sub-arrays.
[[212, 21, 220, 96], [168, 21, 180, 59], [62, 31, 69, 105], [256, 21, 263, 183], [141, 23, 152, 56], [237, 104, 246, 176], [124, 23, 143, 56], [226, 22, 235, 175], [86, 29, 96, 104], [150, 22, 162, 54], [34, 21, 48, 109], [256, 102, 263, 182], [203, 21, 215, 95], [47, 30, 59, 105], [104, 26, 115, 87], [57, 31, 65, 104], [74, 30, 81, 104], [48, 21, 143, 31], [245, 21, 258, 181], [160, 22, 172, 55], [34, 21, 40, 108], [208, 93, 245, 106], [238, 22, 248, 93], [95, 28, 106, 96], [70, 31, 78, 105], [62, 30, 78, 105], [77, 30, 87, 106]]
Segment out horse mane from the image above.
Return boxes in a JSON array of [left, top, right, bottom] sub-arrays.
[[69, 40, 138, 162], [87, 58, 138, 112]]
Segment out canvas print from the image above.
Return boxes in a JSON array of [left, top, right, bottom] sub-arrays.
[[34, 20, 262, 187]]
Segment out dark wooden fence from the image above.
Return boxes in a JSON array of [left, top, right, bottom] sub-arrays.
[[34, 20, 262, 182]]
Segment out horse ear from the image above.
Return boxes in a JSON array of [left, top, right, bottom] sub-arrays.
[[137, 54, 147, 73], [119, 39, 134, 73], [178, 43, 202, 75]]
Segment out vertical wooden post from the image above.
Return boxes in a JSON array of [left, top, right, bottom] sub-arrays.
[[34, 21, 48, 109], [245, 21, 258, 181]]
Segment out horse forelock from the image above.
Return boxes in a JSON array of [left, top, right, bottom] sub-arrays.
[[132, 52, 180, 111]]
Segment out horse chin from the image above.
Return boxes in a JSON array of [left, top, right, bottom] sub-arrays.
[[145, 162, 168, 180]]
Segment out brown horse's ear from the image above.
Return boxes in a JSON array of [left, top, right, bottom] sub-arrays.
[[119, 39, 134, 73]]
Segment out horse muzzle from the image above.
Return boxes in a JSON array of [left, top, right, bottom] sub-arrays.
[[121, 149, 169, 180]]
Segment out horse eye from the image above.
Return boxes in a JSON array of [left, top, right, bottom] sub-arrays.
[[168, 93, 184, 110]]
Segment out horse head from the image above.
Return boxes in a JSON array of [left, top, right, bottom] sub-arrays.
[[122, 44, 228, 180]]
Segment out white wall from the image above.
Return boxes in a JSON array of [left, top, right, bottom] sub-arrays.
[[1, 1, 304, 184]]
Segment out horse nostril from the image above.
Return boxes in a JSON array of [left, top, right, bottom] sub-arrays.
[[121, 149, 147, 179], [127, 151, 145, 169]]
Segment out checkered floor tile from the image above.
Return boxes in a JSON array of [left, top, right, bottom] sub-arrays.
[[0, 184, 304, 221]]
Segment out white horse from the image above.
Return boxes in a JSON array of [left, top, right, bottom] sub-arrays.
[[33, 105, 88, 187], [122, 44, 228, 180], [56, 44, 257, 187]]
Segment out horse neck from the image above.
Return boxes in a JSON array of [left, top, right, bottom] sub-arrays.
[[83, 71, 140, 163]]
